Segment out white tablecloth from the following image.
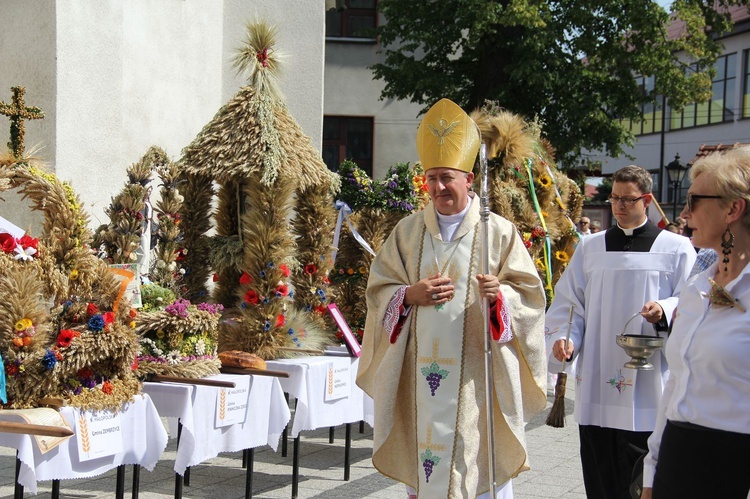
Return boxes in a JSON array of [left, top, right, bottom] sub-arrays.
[[142, 373, 290, 475], [0, 394, 168, 494], [266, 356, 373, 437]]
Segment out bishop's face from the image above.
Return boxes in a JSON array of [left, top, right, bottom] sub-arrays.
[[426, 168, 474, 215]]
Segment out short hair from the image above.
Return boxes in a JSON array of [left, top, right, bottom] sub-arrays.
[[612, 165, 653, 194], [665, 222, 681, 233], [690, 145, 750, 230], [590, 220, 602, 229]]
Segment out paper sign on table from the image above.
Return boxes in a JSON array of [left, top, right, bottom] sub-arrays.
[[75, 410, 124, 462], [214, 385, 249, 427], [324, 362, 351, 402]]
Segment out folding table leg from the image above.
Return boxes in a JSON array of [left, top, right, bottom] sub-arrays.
[[292, 435, 300, 499], [329, 426, 335, 444], [281, 393, 290, 457], [51, 480, 60, 499], [14, 452, 23, 499], [359, 420, 365, 433], [184, 467, 191, 486], [242, 448, 248, 468], [115, 465, 125, 499], [244, 447, 254, 499], [344, 423, 352, 481], [131, 464, 140, 499]]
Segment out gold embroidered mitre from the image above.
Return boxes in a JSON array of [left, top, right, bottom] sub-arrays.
[[416, 98, 480, 173]]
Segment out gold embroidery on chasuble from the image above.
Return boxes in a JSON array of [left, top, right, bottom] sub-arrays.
[[414, 226, 476, 497]]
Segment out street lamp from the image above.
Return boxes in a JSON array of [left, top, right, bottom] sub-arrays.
[[665, 153, 688, 220]]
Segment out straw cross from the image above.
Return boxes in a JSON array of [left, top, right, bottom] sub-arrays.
[[418, 339, 457, 366], [418, 425, 446, 452], [0, 86, 45, 158]]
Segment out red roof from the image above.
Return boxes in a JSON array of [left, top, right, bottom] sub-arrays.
[[667, 5, 750, 40], [687, 142, 750, 165]]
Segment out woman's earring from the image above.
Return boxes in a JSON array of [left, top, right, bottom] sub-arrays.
[[721, 226, 734, 272]]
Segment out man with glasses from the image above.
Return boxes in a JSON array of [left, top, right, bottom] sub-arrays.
[[545, 165, 695, 499], [577, 217, 591, 236]]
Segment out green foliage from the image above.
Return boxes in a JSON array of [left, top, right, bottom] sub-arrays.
[[372, 162, 420, 212], [592, 178, 613, 202], [373, 0, 738, 167], [337, 159, 373, 210]]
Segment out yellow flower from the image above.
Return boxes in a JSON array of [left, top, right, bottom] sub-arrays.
[[535, 258, 546, 271], [69, 269, 79, 281], [156, 329, 165, 338], [555, 250, 570, 263], [129, 321, 137, 329], [541, 211, 549, 218], [523, 232, 531, 241], [358, 267, 368, 274], [347, 268, 355, 275], [538, 175, 552, 188], [15, 318, 33, 331]]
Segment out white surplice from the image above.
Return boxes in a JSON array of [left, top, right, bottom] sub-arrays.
[[545, 230, 695, 431]]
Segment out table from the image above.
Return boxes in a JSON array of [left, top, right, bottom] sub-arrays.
[[266, 356, 372, 498], [142, 373, 290, 498], [0, 394, 167, 496]]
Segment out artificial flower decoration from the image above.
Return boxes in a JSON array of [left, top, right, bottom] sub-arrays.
[[0, 232, 15, 252], [304, 264, 317, 275], [88, 314, 105, 332], [14, 318, 32, 331], [69, 269, 79, 280], [279, 263, 291, 277], [101, 381, 114, 395], [554, 250, 570, 263], [243, 289, 260, 304], [275, 284, 289, 296], [103, 311, 115, 325], [57, 329, 75, 348], [239, 271, 253, 284], [538, 175, 552, 188], [86, 303, 99, 316], [41, 350, 57, 370], [275, 314, 285, 328]]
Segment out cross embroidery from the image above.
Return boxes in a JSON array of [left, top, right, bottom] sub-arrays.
[[418, 339, 457, 366], [419, 425, 445, 483], [0, 86, 45, 159]]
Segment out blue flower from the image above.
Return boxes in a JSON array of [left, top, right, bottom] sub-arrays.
[[88, 314, 105, 332], [287, 328, 295, 336], [264, 320, 271, 331], [259, 270, 266, 279], [41, 350, 57, 370]]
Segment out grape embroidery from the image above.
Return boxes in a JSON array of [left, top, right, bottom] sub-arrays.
[[420, 448, 441, 483], [421, 361, 449, 396]]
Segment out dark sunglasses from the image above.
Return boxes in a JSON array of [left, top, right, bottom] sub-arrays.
[[685, 193, 722, 212]]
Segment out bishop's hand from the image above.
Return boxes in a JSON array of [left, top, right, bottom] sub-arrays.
[[405, 274, 454, 307]]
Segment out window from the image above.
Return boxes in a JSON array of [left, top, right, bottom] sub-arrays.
[[743, 49, 750, 118], [323, 116, 374, 176], [629, 75, 663, 136], [325, 0, 377, 40], [669, 53, 737, 130]]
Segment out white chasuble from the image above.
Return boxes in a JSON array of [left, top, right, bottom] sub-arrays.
[[415, 226, 476, 497]]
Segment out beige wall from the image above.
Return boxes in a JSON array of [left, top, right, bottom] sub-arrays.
[[1, 0, 325, 230]]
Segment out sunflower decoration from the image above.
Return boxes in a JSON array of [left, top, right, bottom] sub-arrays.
[[471, 104, 583, 307]]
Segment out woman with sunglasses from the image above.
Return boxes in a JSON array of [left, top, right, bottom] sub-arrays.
[[641, 146, 750, 499]]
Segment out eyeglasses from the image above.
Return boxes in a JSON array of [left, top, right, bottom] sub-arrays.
[[685, 193, 722, 212], [606, 195, 647, 206], [579, 220, 590, 225]]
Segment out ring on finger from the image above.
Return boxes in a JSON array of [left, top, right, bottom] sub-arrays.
[[431, 293, 438, 300]]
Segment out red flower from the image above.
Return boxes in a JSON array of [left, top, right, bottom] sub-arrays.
[[102, 311, 115, 324], [6, 363, 19, 376], [523, 239, 532, 249], [212, 273, 220, 282], [86, 303, 99, 316], [239, 271, 253, 284], [275, 314, 285, 328], [129, 308, 138, 319], [243, 290, 259, 304], [315, 305, 327, 315], [276, 284, 289, 296], [101, 381, 114, 395], [0, 232, 16, 253], [18, 234, 38, 251], [323, 276, 331, 285], [279, 264, 291, 278], [77, 367, 94, 379], [530, 226, 546, 239], [54, 350, 63, 361], [56, 329, 76, 348], [335, 330, 344, 341], [304, 264, 318, 275], [131, 357, 139, 371]]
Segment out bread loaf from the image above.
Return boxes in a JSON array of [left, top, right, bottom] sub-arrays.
[[219, 350, 267, 370]]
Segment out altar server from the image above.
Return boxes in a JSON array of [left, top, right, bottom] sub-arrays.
[[546, 165, 695, 499], [357, 98, 547, 498]]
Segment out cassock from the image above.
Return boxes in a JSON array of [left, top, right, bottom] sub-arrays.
[[546, 221, 696, 431], [357, 196, 548, 498]]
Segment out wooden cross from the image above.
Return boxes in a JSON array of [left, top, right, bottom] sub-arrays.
[[0, 86, 45, 159]]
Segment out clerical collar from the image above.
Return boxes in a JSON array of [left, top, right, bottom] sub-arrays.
[[436, 195, 473, 242], [616, 218, 648, 236]]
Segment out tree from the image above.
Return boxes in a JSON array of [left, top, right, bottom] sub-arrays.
[[372, 0, 742, 168]]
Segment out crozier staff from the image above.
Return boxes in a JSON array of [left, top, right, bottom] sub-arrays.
[[641, 146, 750, 499], [357, 98, 547, 499]]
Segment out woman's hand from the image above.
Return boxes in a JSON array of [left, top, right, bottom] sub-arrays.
[[405, 274, 454, 307], [476, 274, 500, 303]]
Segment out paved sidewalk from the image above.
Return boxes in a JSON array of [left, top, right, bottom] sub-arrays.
[[0, 379, 582, 498]]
